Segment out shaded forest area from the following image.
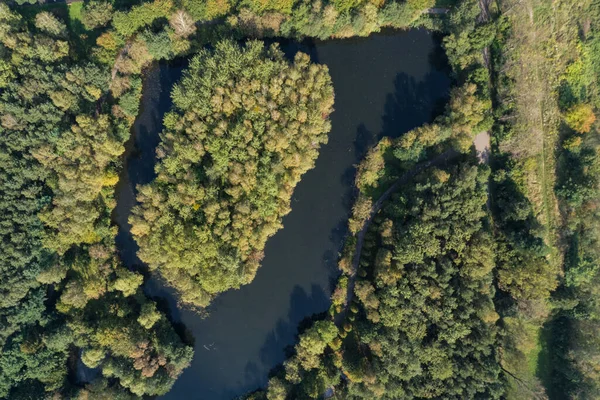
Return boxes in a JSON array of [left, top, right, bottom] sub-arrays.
[[129, 40, 334, 308]]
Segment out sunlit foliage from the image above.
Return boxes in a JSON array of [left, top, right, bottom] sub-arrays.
[[81, 1, 114, 30], [131, 40, 334, 307]]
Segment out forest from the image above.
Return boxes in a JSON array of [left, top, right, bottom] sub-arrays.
[[0, 0, 599, 399], [246, 0, 600, 399], [0, 3, 193, 398]]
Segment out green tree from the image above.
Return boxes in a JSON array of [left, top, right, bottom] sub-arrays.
[[81, 1, 114, 30], [34, 12, 67, 38]]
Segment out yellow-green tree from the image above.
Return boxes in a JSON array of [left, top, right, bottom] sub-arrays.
[[130, 40, 334, 308]]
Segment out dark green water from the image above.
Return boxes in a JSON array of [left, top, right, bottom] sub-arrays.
[[113, 28, 450, 399]]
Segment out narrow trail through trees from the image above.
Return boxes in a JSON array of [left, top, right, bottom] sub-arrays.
[[334, 148, 459, 326], [336, 132, 492, 326], [335, 0, 496, 328]]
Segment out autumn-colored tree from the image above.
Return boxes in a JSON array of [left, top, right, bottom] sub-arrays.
[[565, 103, 596, 133]]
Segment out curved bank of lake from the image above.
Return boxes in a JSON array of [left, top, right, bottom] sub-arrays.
[[112, 28, 451, 400]]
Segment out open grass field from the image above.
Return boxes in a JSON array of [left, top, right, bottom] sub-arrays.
[[495, 0, 592, 397]]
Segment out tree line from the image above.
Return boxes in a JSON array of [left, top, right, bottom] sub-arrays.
[[51, 0, 444, 44], [0, 0, 453, 397]]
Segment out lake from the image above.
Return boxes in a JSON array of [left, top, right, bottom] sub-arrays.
[[112, 28, 450, 400]]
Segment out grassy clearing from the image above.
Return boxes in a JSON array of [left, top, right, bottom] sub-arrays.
[[16, 2, 98, 53], [499, 0, 574, 253], [495, 0, 590, 395], [16, 3, 69, 22], [68, 2, 84, 24]]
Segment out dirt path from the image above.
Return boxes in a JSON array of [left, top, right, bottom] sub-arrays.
[[334, 0, 495, 329], [474, 131, 491, 164]]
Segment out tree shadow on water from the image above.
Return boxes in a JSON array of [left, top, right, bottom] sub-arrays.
[[235, 284, 328, 394], [114, 64, 185, 268], [381, 71, 450, 140], [354, 123, 377, 160]]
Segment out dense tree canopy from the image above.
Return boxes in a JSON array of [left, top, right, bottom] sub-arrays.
[[338, 162, 502, 399], [7, 0, 600, 398], [130, 40, 334, 307], [249, 159, 505, 400], [0, 4, 192, 398]]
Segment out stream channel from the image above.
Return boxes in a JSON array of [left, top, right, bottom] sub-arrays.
[[111, 28, 451, 400]]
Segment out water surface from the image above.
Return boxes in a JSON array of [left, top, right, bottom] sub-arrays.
[[113, 28, 450, 400]]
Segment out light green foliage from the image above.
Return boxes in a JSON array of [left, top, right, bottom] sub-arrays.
[[0, 59, 13, 88], [296, 321, 338, 369], [240, 0, 298, 15], [266, 377, 288, 400], [75, 295, 193, 396], [112, 0, 174, 37], [81, 1, 114, 30], [261, 319, 341, 398], [34, 114, 124, 254], [130, 40, 334, 308], [138, 302, 162, 329], [390, 83, 489, 166], [82, 347, 106, 368], [355, 137, 390, 192], [113, 270, 144, 296], [331, 0, 363, 14], [184, 0, 233, 20], [348, 194, 372, 234], [275, 0, 427, 39], [34, 11, 67, 37], [142, 29, 177, 60]]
